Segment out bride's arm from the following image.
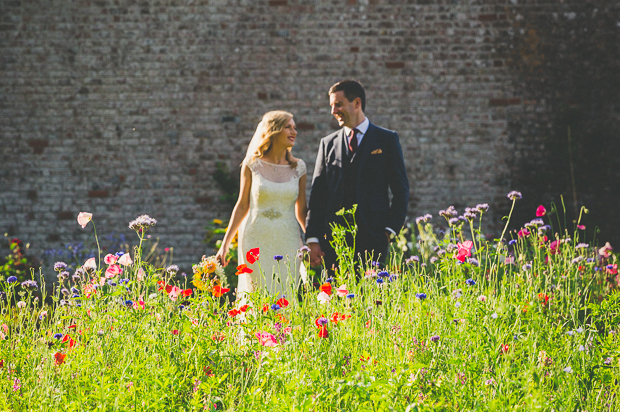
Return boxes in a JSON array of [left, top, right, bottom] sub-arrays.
[[216, 165, 252, 266], [295, 174, 308, 232]]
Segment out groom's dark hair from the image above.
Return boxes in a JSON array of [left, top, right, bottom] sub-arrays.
[[329, 80, 366, 111]]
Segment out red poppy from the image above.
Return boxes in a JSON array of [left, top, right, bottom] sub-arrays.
[[181, 289, 192, 297], [54, 352, 66, 366], [330, 312, 351, 324], [538, 293, 549, 306], [171, 330, 179, 335], [536, 205, 546, 217], [315, 315, 327, 328], [211, 332, 225, 341], [212, 285, 230, 298], [317, 326, 329, 338], [365, 320, 372, 328], [228, 309, 240, 318], [236, 264, 253, 275], [262, 304, 269, 313], [319, 283, 332, 296], [0, 359, 4, 368], [276, 297, 289, 308], [68, 324, 77, 329], [501, 344, 510, 354], [239, 305, 249, 312], [62, 334, 76, 348], [246, 248, 260, 264]]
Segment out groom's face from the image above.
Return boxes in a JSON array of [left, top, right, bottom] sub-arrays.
[[330, 91, 359, 128]]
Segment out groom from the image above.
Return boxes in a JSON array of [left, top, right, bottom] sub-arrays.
[[306, 80, 409, 270]]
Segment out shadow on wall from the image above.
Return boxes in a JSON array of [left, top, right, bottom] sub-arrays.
[[503, 1, 620, 245]]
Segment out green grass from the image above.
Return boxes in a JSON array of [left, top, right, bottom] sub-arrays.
[[0, 201, 618, 411]]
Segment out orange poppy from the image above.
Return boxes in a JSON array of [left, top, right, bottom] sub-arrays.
[[236, 264, 253, 276], [319, 283, 332, 296], [212, 285, 230, 298]]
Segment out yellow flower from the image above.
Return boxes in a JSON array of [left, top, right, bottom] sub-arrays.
[[213, 219, 223, 225]]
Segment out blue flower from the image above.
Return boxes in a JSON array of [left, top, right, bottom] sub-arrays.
[[346, 293, 355, 299], [371, 261, 380, 267], [53, 333, 63, 340], [71, 287, 79, 294], [594, 267, 601, 271], [6, 276, 18, 284], [388, 274, 397, 282], [119, 278, 130, 285], [107, 280, 117, 287], [271, 304, 281, 311], [415, 293, 427, 300], [124, 300, 133, 307], [508, 240, 517, 246], [376, 278, 384, 284], [72, 293, 80, 298], [586, 258, 594, 263], [465, 279, 476, 286], [273, 255, 283, 261], [377, 271, 389, 278], [115, 251, 125, 257], [326, 277, 334, 283]]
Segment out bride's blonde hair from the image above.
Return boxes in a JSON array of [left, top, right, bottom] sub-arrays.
[[244, 110, 297, 168]]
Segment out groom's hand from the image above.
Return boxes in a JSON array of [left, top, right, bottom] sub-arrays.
[[308, 243, 324, 267]]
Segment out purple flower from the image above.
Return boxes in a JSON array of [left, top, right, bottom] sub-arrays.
[[53, 333, 63, 340], [54, 262, 68, 271], [604, 357, 612, 365], [376, 278, 384, 284], [449, 217, 460, 226], [475, 203, 489, 213], [317, 316, 328, 326], [273, 255, 283, 261], [271, 304, 281, 311], [21, 280, 38, 291], [326, 277, 334, 283], [166, 265, 179, 275], [507, 191, 522, 200], [415, 293, 427, 300], [377, 271, 389, 278], [465, 278, 476, 286], [124, 300, 133, 307], [6, 276, 18, 284], [299, 245, 311, 253], [430, 335, 440, 342]]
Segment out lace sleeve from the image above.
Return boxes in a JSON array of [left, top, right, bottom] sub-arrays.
[[243, 158, 257, 174], [296, 159, 307, 178]]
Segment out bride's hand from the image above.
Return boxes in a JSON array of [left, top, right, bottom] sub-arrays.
[[216, 245, 229, 267]]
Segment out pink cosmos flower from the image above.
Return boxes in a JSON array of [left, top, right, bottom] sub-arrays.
[[599, 242, 613, 258], [317, 291, 331, 304], [505, 256, 515, 264], [577, 225, 585, 230], [456, 241, 473, 263], [517, 229, 530, 238], [133, 298, 145, 310], [283, 327, 292, 334], [549, 240, 560, 255], [136, 268, 145, 281], [77, 212, 93, 228], [105, 264, 122, 278], [336, 284, 348, 298], [477, 295, 487, 303], [83, 257, 97, 269], [118, 254, 132, 266], [167, 286, 182, 301], [255, 331, 278, 347], [535, 205, 546, 217], [1, 324, 7, 334], [104, 254, 118, 265]]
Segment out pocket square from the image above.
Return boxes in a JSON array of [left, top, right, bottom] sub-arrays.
[[371, 148, 383, 154]]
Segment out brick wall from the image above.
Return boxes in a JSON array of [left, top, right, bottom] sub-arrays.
[[1, 0, 618, 272]]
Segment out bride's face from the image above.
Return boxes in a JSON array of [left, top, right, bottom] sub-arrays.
[[272, 118, 297, 149]]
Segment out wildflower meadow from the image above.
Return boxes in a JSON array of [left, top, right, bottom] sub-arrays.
[[1, 194, 618, 411]]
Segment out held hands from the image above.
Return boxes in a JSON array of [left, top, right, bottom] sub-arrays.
[[215, 245, 229, 267], [308, 243, 325, 267]]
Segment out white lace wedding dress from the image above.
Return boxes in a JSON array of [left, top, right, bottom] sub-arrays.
[[237, 158, 307, 298]]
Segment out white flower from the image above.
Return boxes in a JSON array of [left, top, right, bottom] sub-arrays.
[[17, 301, 26, 309], [118, 254, 133, 266], [563, 366, 572, 373], [477, 295, 487, 303], [77, 212, 93, 228], [317, 291, 331, 304], [578, 345, 585, 352], [491, 313, 498, 319]]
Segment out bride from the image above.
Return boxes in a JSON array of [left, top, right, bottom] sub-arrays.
[[215, 111, 307, 297]]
